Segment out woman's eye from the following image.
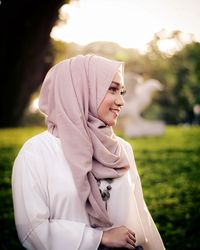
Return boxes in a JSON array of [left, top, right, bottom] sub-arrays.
[[108, 87, 126, 96], [109, 87, 118, 93]]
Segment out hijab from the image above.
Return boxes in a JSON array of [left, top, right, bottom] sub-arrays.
[[39, 54, 130, 227]]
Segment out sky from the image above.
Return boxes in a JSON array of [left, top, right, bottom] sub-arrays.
[[51, 0, 200, 52]]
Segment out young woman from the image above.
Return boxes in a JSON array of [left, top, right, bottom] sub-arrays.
[[12, 54, 165, 250]]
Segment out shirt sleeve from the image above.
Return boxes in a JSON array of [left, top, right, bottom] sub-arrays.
[[124, 141, 166, 250], [12, 147, 102, 250]]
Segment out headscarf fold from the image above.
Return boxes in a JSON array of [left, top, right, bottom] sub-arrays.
[[39, 54, 130, 227]]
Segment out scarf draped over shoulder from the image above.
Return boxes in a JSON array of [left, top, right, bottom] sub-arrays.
[[39, 54, 130, 227]]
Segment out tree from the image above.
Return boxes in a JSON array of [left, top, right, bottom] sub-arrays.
[[0, 0, 67, 127], [168, 42, 200, 123], [137, 31, 200, 124]]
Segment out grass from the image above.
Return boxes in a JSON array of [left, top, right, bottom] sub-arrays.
[[0, 126, 199, 249], [124, 126, 200, 250]]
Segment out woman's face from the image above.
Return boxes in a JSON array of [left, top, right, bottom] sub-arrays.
[[97, 70, 126, 126]]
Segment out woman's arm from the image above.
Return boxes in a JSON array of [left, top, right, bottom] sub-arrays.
[[12, 149, 102, 250]]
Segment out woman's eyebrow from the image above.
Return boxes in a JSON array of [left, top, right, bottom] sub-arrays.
[[111, 81, 125, 89]]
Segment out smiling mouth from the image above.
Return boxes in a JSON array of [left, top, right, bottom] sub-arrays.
[[110, 109, 120, 117]]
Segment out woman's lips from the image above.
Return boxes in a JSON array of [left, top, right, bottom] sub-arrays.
[[110, 108, 120, 117]]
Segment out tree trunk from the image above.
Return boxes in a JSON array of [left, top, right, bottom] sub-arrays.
[[0, 0, 66, 127]]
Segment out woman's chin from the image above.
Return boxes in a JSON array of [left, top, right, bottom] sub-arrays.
[[106, 119, 117, 127]]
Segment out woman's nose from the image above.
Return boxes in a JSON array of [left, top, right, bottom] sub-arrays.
[[115, 93, 125, 107]]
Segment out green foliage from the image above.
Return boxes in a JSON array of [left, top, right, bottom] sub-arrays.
[[0, 126, 199, 249], [133, 35, 200, 125], [168, 42, 200, 123], [124, 126, 200, 249]]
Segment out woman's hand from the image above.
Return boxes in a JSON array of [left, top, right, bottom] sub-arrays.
[[101, 226, 136, 249]]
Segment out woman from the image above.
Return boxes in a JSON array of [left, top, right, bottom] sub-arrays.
[[12, 54, 165, 250]]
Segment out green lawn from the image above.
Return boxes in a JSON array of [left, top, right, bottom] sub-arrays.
[[0, 126, 199, 249]]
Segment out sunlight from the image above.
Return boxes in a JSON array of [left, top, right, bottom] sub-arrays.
[[29, 98, 39, 113], [51, 1, 160, 52], [157, 39, 179, 54], [51, 0, 200, 53]]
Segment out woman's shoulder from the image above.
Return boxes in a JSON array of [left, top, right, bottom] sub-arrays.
[[13, 131, 61, 174], [117, 136, 132, 151], [116, 136, 134, 160], [18, 130, 59, 155]]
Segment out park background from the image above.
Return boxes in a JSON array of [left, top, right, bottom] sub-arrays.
[[0, 0, 200, 249]]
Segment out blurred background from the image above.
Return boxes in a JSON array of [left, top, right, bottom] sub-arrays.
[[0, 0, 200, 249]]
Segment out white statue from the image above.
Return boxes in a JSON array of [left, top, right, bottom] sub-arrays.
[[118, 73, 165, 137]]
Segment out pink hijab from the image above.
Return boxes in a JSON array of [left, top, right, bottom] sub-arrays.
[[39, 54, 129, 227]]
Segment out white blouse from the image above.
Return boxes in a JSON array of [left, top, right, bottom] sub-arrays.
[[12, 131, 165, 250]]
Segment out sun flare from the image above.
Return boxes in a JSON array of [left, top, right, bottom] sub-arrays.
[[51, 0, 200, 53]]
